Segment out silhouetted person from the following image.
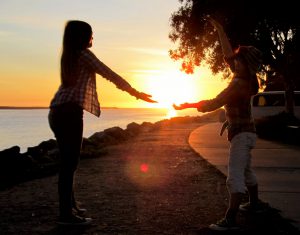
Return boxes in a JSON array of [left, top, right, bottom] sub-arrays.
[[174, 17, 268, 231], [48, 20, 156, 226]]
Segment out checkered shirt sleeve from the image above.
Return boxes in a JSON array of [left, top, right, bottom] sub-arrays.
[[50, 49, 134, 117]]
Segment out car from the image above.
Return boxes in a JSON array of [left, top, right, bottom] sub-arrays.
[[251, 91, 300, 120]]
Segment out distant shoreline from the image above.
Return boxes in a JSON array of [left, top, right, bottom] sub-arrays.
[[0, 106, 49, 110], [0, 107, 117, 110], [0, 106, 164, 110]]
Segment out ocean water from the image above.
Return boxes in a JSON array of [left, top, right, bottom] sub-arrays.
[[0, 108, 201, 153]]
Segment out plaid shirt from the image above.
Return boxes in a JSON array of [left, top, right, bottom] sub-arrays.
[[50, 49, 132, 117], [200, 58, 256, 141]]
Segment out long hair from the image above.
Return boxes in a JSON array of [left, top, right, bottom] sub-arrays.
[[235, 46, 263, 95], [61, 20, 92, 87]]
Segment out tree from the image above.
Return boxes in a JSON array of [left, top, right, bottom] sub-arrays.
[[169, 0, 300, 115]]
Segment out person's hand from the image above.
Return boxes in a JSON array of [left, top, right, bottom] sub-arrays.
[[173, 102, 203, 110], [137, 92, 157, 103], [173, 103, 190, 110], [129, 88, 157, 103], [174, 100, 207, 112], [206, 16, 223, 31]]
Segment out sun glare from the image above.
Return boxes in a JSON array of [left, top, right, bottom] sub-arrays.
[[146, 70, 199, 109], [130, 64, 227, 115], [165, 108, 178, 118]]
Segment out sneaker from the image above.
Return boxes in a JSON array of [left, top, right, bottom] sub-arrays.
[[239, 200, 269, 213], [72, 200, 87, 215], [57, 214, 92, 226], [73, 206, 87, 216], [209, 218, 240, 231]]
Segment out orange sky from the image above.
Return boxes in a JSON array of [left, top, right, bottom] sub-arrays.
[[0, 0, 227, 108]]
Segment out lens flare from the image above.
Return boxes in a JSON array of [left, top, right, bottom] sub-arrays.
[[140, 163, 149, 173]]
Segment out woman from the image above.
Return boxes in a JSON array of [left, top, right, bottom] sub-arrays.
[[48, 20, 156, 226], [173, 17, 268, 231]]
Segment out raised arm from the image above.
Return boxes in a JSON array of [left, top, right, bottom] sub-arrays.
[[208, 17, 234, 58]]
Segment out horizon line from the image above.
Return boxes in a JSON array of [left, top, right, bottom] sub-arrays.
[[0, 106, 164, 110]]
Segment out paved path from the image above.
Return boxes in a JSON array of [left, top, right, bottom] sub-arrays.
[[189, 122, 300, 231]]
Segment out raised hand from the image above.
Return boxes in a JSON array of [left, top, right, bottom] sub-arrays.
[[206, 16, 223, 31], [205, 15, 234, 58]]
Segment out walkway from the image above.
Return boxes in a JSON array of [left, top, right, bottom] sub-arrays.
[[189, 122, 300, 230]]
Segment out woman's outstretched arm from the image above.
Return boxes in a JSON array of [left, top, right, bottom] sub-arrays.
[[81, 49, 157, 103]]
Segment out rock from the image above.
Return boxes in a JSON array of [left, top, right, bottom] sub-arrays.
[[27, 139, 58, 162], [88, 131, 117, 146], [126, 122, 141, 135], [140, 122, 155, 132], [104, 126, 128, 141], [0, 146, 21, 165], [38, 139, 57, 150], [0, 145, 20, 158]]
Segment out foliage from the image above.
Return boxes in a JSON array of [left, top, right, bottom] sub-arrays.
[[169, 0, 300, 91]]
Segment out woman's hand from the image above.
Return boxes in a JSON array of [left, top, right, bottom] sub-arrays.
[[173, 102, 200, 110], [136, 92, 157, 103], [173, 103, 190, 110], [206, 16, 223, 31], [205, 15, 234, 59], [173, 100, 208, 111], [128, 88, 157, 103]]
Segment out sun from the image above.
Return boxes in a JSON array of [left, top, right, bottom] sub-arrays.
[[145, 69, 200, 109], [129, 63, 227, 117]]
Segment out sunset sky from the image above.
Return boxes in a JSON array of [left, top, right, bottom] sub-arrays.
[[0, 0, 227, 108]]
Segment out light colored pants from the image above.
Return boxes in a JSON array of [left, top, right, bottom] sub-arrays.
[[227, 132, 257, 194]]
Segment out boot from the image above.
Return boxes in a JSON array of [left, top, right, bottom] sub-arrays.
[[225, 192, 244, 222]]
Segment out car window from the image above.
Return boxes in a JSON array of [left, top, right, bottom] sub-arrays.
[[252, 93, 285, 107]]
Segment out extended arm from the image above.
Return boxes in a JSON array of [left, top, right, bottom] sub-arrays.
[[173, 99, 221, 113], [173, 102, 204, 110], [174, 18, 237, 112], [208, 17, 234, 58], [174, 78, 242, 112], [82, 50, 157, 103]]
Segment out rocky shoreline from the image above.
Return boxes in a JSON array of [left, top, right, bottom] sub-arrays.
[[0, 110, 224, 191], [2, 108, 299, 191], [1, 108, 300, 234]]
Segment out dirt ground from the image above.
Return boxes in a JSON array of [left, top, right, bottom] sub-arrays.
[[0, 121, 299, 235]]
